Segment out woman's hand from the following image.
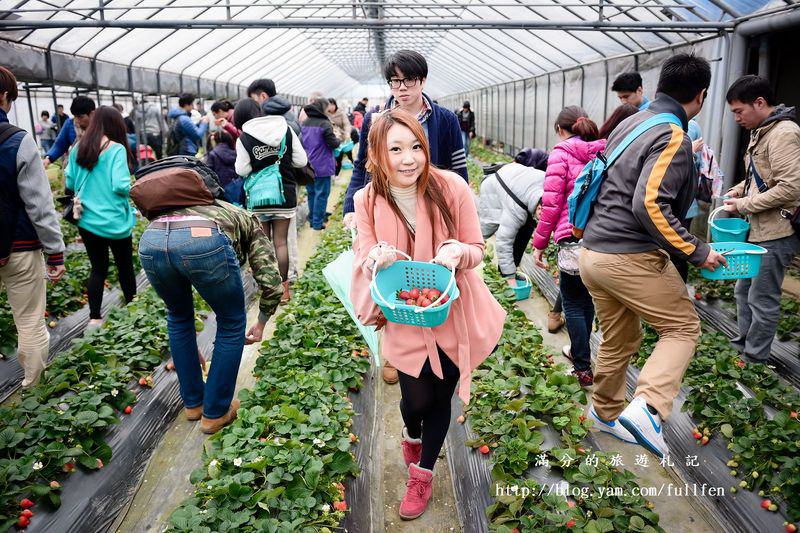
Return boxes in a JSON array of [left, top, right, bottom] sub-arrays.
[[532, 248, 548, 270], [723, 198, 741, 214], [375, 312, 387, 331], [433, 242, 463, 270], [692, 137, 704, 154], [343, 212, 356, 230], [364, 242, 397, 275], [506, 277, 519, 287], [245, 320, 267, 344]]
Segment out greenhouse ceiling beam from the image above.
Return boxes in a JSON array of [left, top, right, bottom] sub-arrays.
[[0, 18, 732, 31], [705, 0, 742, 19]]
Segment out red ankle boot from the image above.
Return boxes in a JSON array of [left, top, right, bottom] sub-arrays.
[[399, 463, 434, 520], [401, 427, 422, 467]]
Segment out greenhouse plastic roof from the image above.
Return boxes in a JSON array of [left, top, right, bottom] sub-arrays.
[[0, 0, 785, 97]]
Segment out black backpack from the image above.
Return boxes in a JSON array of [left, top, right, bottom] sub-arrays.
[[164, 118, 183, 157], [0, 123, 24, 263]]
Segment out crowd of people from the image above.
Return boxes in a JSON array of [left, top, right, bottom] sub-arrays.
[[1, 44, 798, 523]]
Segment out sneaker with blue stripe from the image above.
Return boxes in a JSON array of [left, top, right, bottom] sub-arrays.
[[589, 405, 637, 444], [617, 396, 670, 459]]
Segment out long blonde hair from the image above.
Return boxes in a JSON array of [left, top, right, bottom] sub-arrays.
[[365, 108, 456, 238]]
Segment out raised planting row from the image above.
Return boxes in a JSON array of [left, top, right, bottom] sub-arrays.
[[460, 252, 663, 533], [167, 220, 371, 533], [636, 325, 800, 524], [0, 288, 200, 531]]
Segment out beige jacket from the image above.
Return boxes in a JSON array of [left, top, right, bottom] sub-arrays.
[[731, 108, 800, 243], [327, 108, 351, 143]]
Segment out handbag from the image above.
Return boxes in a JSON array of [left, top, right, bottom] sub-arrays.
[[557, 240, 582, 276], [291, 162, 316, 186]]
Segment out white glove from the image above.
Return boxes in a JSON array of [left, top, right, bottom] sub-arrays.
[[343, 212, 356, 230], [364, 241, 397, 275], [433, 242, 464, 270]]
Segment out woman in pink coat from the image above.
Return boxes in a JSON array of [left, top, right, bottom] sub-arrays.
[[532, 106, 605, 386], [351, 109, 505, 521]]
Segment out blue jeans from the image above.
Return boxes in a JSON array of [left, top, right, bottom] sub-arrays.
[[560, 270, 594, 371], [461, 131, 471, 158], [306, 176, 332, 230], [138, 225, 246, 419]]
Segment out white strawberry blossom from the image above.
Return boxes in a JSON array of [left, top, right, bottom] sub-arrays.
[[233, 458, 243, 467], [32, 461, 43, 470], [111, 388, 119, 397], [313, 438, 324, 447], [321, 503, 331, 514]]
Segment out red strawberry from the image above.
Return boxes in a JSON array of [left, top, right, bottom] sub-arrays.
[[63, 462, 74, 472], [694, 292, 702, 300], [577, 447, 586, 455], [333, 500, 347, 511], [19, 499, 33, 509], [49, 481, 60, 489], [20, 510, 32, 518], [736, 360, 746, 368], [17, 516, 30, 528], [456, 415, 465, 424], [441, 294, 449, 304], [43, 311, 49, 318], [693, 431, 702, 440], [579, 415, 586, 422], [409, 288, 420, 299], [96, 458, 104, 469], [139, 377, 147, 386], [421, 288, 430, 297], [567, 500, 576, 508], [166, 361, 175, 371], [429, 289, 441, 299], [512, 529, 520, 533], [761, 499, 772, 510], [791, 411, 798, 419], [566, 519, 576, 528], [350, 433, 358, 442], [406, 298, 415, 306], [421, 298, 432, 307], [701, 436, 709, 445], [416, 296, 426, 306], [124, 405, 132, 414], [786, 523, 797, 533], [398, 290, 410, 300], [479, 445, 490, 454]]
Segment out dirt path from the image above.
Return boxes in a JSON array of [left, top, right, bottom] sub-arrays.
[[114, 174, 351, 532]]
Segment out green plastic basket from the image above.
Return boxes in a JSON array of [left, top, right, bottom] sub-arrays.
[[370, 253, 459, 328], [709, 206, 749, 243], [700, 242, 767, 280]]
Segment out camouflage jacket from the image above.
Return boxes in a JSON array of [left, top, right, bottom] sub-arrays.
[[166, 201, 282, 321]]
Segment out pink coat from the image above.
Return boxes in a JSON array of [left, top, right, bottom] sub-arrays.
[[532, 136, 606, 250], [350, 171, 506, 405]]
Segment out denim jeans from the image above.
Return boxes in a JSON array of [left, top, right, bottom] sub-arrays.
[[138, 225, 246, 419], [306, 176, 332, 230], [734, 234, 800, 361], [461, 131, 471, 158], [560, 270, 594, 371]]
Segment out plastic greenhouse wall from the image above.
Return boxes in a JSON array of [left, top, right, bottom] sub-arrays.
[[440, 37, 724, 158]]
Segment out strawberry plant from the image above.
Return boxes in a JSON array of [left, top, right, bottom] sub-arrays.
[[777, 298, 800, 341], [0, 289, 174, 530], [169, 218, 369, 532]]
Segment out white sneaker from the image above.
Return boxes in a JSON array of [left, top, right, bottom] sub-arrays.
[[589, 405, 637, 444], [86, 319, 104, 330], [618, 396, 669, 459]]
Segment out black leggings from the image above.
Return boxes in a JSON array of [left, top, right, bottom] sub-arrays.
[[79, 228, 137, 319], [398, 347, 460, 470], [334, 150, 354, 176], [260, 219, 291, 281]]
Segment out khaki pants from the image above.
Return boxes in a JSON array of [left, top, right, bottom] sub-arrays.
[[0, 251, 49, 386], [579, 249, 700, 420]]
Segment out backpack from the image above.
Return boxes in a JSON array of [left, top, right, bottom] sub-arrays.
[[0, 123, 24, 264], [131, 156, 225, 220], [240, 132, 287, 209], [164, 118, 183, 157], [568, 113, 682, 238]]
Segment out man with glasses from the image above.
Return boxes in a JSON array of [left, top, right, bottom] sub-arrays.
[[342, 49, 468, 385], [43, 96, 95, 168]]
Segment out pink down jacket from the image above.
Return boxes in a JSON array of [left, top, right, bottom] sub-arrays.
[[532, 136, 606, 250]]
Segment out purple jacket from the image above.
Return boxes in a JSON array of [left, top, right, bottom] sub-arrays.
[[533, 136, 606, 250], [205, 143, 238, 187], [301, 101, 340, 177]]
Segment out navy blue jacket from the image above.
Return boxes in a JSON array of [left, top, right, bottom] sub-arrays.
[[343, 94, 468, 214]]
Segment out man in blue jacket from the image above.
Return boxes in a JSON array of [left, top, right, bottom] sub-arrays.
[[167, 93, 209, 157], [343, 50, 468, 231], [43, 95, 95, 168], [0, 66, 66, 387]]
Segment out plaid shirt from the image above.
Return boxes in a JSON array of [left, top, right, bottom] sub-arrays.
[[394, 95, 433, 125]]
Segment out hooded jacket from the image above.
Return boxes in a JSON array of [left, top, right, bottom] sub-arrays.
[[132, 101, 167, 136], [327, 107, 351, 143], [301, 100, 340, 178], [205, 142, 238, 187], [533, 136, 606, 250], [235, 115, 308, 210], [581, 93, 710, 266], [479, 162, 546, 276], [730, 104, 800, 243], [261, 95, 301, 137], [343, 93, 468, 214], [167, 107, 208, 156]]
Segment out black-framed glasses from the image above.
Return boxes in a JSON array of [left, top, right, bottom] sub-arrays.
[[388, 78, 419, 89]]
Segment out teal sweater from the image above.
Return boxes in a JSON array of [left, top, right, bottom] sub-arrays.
[[65, 142, 136, 240]]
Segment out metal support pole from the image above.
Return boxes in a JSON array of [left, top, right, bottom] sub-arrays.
[[24, 84, 38, 145], [757, 37, 770, 78], [521, 81, 527, 149]]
